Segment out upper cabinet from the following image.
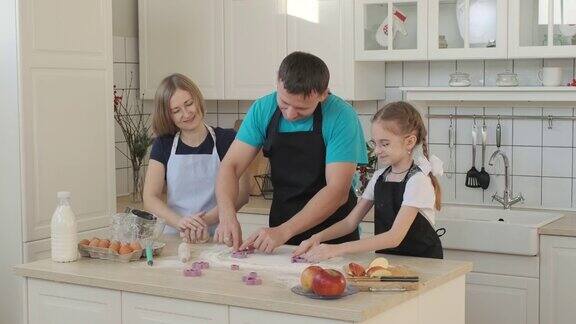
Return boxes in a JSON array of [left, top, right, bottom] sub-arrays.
[[428, 0, 508, 60], [224, 0, 286, 99], [140, 0, 385, 100], [354, 0, 576, 61], [288, 0, 385, 99], [509, 0, 576, 58], [355, 0, 428, 60], [139, 0, 224, 100]]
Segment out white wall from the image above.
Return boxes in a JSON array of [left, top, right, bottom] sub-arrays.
[[0, 0, 24, 323]]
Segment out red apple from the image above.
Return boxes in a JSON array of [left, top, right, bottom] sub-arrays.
[[300, 265, 323, 292], [312, 268, 347, 297]]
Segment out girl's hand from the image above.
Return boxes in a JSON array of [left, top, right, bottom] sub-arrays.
[[302, 243, 343, 262], [292, 236, 321, 257]]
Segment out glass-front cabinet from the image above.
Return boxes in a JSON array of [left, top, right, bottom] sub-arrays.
[[355, 0, 427, 60], [509, 0, 576, 58], [427, 0, 508, 59]]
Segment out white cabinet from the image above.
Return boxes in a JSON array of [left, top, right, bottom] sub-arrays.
[[122, 292, 228, 324], [359, 221, 374, 238], [355, 0, 428, 61], [138, 0, 224, 100], [19, 0, 115, 242], [139, 0, 386, 100], [540, 235, 576, 324], [23, 227, 110, 262], [288, 0, 385, 100], [238, 212, 269, 237], [229, 306, 349, 324], [225, 0, 287, 99], [28, 278, 121, 324], [465, 272, 539, 324], [428, 0, 508, 60], [509, 0, 576, 58]]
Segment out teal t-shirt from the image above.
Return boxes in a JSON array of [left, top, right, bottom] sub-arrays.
[[237, 92, 368, 165]]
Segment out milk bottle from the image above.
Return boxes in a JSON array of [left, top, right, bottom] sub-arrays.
[[50, 191, 78, 262]]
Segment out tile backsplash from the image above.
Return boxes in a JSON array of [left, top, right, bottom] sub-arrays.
[[113, 36, 576, 210]]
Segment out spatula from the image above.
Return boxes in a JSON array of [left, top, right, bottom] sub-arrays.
[[478, 122, 491, 189], [465, 124, 481, 188]]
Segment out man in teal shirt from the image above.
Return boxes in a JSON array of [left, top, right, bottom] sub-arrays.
[[215, 52, 368, 252]]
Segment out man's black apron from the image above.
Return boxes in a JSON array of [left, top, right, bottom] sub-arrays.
[[373, 164, 444, 259], [262, 104, 359, 245]]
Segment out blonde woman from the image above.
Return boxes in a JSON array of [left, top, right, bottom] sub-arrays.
[[144, 73, 249, 243]]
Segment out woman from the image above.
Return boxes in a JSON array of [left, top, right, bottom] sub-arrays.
[[144, 73, 249, 242]]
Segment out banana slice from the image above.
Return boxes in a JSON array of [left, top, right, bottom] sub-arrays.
[[368, 257, 390, 269], [366, 266, 392, 277]]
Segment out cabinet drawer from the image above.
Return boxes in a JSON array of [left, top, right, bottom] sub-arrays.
[[229, 306, 349, 324], [122, 292, 228, 324], [28, 278, 121, 324]]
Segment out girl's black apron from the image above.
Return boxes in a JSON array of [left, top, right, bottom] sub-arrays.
[[373, 164, 444, 259]]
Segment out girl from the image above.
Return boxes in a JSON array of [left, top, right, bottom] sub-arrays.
[[143, 73, 249, 243], [293, 101, 444, 260]]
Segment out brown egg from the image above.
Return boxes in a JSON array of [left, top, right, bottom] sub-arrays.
[[109, 240, 120, 253], [129, 241, 142, 251], [79, 239, 90, 246], [88, 238, 100, 247], [119, 244, 133, 255], [97, 239, 110, 248]]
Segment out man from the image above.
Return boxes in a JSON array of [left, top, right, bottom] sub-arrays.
[[215, 51, 368, 252]]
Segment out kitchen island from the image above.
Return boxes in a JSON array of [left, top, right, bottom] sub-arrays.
[[14, 237, 471, 324]]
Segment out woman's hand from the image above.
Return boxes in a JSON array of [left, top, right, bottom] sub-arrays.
[[292, 235, 321, 257], [302, 243, 343, 262], [177, 212, 208, 243]]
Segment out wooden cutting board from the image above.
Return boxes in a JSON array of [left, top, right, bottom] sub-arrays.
[[351, 281, 420, 292], [346, 265, 421, 292]]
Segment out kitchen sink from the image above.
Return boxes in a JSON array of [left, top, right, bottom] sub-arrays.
[[436, 206, 563, 256]]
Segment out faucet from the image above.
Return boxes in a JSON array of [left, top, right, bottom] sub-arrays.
[[488, 150, 524, 209]]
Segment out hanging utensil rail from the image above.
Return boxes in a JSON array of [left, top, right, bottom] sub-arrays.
[[427, 114, 576, 129]]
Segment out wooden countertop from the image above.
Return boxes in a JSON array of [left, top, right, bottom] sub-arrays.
[[117, 195, 375, 222], [540, 214, 576, 237], [14, 236, 471, 322]]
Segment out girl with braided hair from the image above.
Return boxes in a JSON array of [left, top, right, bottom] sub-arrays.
[[294, 101, 445, 260]]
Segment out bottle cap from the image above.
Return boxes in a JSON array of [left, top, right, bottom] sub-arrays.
[[57, 191, 71, 199]]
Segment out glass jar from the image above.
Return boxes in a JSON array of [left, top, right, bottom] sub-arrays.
[[449, 72, 471, 87], [496, 72, 519, 87]]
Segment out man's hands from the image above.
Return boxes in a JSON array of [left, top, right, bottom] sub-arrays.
[[214, 216, 243, 250], [239, 226, 292, 253]]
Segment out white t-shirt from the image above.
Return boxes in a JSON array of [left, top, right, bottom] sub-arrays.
[[362, 168, 436, 225]]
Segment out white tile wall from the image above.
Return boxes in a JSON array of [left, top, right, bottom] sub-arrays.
[[113, 35, 576, 210], [456, 60, 484, 86], [416, 59, 576, 209]]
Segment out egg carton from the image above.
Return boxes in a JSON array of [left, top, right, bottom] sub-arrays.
[[78, 242, 166, 263]]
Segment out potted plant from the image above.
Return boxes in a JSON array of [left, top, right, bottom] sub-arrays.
[[355, 142, 378, 196], [113, 73, 153, 202]]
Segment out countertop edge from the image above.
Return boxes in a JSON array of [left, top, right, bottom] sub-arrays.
[[538, 215, 576, 237]]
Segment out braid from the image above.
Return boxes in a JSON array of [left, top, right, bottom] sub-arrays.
[[422, 140, 442, 210]]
